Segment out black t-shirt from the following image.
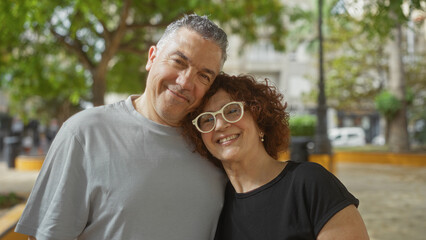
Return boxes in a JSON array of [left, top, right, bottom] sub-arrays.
[[214, 161, 359, 240]]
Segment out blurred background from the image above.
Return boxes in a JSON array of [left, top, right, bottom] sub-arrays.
[[0, 0, 425, 239]]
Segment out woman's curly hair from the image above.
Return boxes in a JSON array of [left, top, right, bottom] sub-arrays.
[[181, 72, 290, 168]]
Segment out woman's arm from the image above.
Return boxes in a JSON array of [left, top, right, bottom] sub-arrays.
[[317, 204, 369, 240]]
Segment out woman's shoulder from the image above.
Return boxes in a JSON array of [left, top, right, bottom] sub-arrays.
[[285, 161, 336, 186], [287, 161, 329, 175]]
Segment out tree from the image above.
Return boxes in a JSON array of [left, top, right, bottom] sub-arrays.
[[405, 52, 426, 132], [350, 0, 424, 152], [0, 0, 286, 122], [0, 2, 89, 124], [301, 11, 389, 111], [374, 91, 401, 143], [289, 0, 389, 112], [295, 0, 425, 152]]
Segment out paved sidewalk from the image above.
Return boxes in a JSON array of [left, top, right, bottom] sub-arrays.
[[336, 163, 426, 240], [0, 161, 39, 197]]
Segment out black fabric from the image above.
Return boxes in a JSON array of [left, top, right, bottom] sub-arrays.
[[214, 161, 359, 240]]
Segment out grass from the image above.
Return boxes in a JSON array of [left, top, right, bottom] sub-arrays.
[[333, 144, 426, 153], [333, 145, 390, 152], [0, 193, 24, 209]]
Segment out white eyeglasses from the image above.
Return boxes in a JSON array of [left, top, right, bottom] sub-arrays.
[[192, 101, 244, 133]]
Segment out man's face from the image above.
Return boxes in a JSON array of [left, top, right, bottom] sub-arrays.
[[144, 28, 223, 126]]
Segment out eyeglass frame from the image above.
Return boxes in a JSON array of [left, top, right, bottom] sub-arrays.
[[192, 101, 245, 133]]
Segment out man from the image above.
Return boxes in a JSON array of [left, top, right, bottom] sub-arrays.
[[15, 14, 228, 240]]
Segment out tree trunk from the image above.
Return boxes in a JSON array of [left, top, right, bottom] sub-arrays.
[[314, 0, 332, 155], [385, 118, 390, 144], [55, 100, 80, 126], [387, 23, 410, 152], [92, 68, 107, 106]]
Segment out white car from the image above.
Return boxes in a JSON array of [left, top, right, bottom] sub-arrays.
[[372, 135, 385, 145], [328, 127, 366, 147]]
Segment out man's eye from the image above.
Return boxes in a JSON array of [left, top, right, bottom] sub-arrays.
[[174, 59, 185, 65], [199, 73, 211, 83]]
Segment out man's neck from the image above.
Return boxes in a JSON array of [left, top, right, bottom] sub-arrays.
[[132, 95, 181, 127], [132, 95, 147, 117]]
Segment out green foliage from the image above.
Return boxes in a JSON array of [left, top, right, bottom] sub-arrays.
[[413, 110, 426, 144], [405, 87, 415, 106], [374, 86, 420, 123], [0, 0, 287, 121], [359, 0, 424, 39], [374, 91, 401, 120], [322, 20, 387, 110], [107, 52, 146, 93], [289, 115, 317, 137], [0, 42, 89, 123], [0, 192, 24, 209], [297, 2, 388, 111], [406, 52, 426, 122], [296, 0, 425, 113], [286, 0, 339, 52]]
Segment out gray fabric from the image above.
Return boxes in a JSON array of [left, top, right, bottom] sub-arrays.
[[15, 95, 227, 240]]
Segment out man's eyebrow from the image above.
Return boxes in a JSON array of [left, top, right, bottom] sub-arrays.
[[173, 51, 216, 76], [173, 51, 189, 62], [201, 67, 216, 76]]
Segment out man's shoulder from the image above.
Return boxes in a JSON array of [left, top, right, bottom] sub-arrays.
[[64, 100, 129, 131]]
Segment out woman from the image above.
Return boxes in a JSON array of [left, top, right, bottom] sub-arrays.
[[182, 73, 369, 240]]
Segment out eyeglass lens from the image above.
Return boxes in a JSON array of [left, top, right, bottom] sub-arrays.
[[197, 103, 243, 132]]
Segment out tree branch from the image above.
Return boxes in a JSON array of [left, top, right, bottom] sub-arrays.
[[118, 35, 155, 55], [50, 26, 95, 70], [126, 21, 169, 30], [100, 0, 132, 70], [98, 19, 111, 43], [86, 20, 104, 39], [119, 46, 146, 55]]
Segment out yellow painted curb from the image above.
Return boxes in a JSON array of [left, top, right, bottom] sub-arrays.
[[310, 154, 335, 174], [280, 150, 426, 167], [0, 203, 27, 240], [278, 151, 290, 162], [333, 152, 426, 166], [278, 151, 335, 174], [15, 155, 45, 171]]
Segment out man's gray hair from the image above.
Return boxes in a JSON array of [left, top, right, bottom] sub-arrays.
[[157, 14, 228, 65]]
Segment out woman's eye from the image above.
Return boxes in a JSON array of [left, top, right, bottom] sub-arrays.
[[227, 108, 238, 114], [201, 116, 214, 123], [199, 114, 215, 125]]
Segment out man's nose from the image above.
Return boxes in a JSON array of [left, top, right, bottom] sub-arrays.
[[177, 69, 195, 90]]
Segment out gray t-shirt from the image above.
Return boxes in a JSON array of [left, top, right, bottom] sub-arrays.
[[15, 96, 227, 240]]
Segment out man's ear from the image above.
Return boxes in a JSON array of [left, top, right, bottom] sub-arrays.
[[146, 46, 157, 71]]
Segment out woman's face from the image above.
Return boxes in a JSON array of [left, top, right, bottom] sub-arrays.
[[200, 89, 263, 163]]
